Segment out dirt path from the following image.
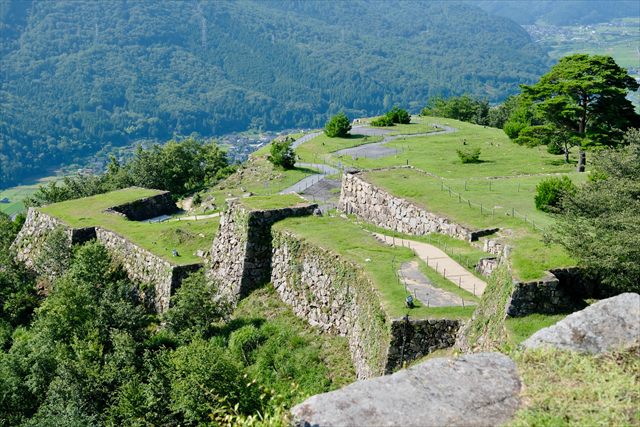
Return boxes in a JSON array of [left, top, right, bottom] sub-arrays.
[[279, 162, 339, 195], [333, 124, 457, 159], [373, 232, 487, 296], [399, 260, 475, 307]]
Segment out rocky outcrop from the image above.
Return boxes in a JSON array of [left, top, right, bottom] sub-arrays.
[[291, 352, 521, 427], [339, 170, 477, 241], [96, 228, 201, 312], [522, 292, 640, 354], [209, 200, 317, 301], [104, 190, 178, 220]]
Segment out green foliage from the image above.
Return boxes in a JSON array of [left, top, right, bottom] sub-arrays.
[[514, 125, 554, 147], [0, 213, 37, 330], [34, 227, 72, 279], [267, 138, 297, 169], [386, 106, 411, 124], [521, 54, 640, 148], [0, 238, 349, 425], [26, 137, 232, 207], [534, 176, 576, 212], [370, 115, 394, 127], [421, 95, 490, 125], [554, 144, 640, 292], [168, 338, 256, 422], [456, 147, 482, 163], [0, 1, 550, 186], [163, 271, 229, 339], [324, 112, 352, 138]]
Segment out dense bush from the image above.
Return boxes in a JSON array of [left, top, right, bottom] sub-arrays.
[[386, 106, 411, 124], [0, 234, 345, 424], [267, 138, 297, 169], [554, 144, 640, 292], [421, 95, 489, 125], [370, 115, 395, 127], [324, 112, 352, 138], [456, 147, 482, 163], [534, 176, 576, 212], [26, 137, 234, 207]]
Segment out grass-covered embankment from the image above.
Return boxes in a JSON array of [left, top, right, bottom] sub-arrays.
[[40, 188, 219, 264], [274, 215, 475, 320]]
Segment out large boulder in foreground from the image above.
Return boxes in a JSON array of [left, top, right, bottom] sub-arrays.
[[291, 352, 520, 427], [522, 292, 640, 354]]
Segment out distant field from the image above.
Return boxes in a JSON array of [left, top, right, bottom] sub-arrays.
[[0, 176, 59, 216], [40, 188, 219, 264]]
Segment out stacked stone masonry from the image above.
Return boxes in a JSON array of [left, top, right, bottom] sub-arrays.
[[339, 171, 492, 242], [12, 194, 201, 313], [96, 228, 201, 312], [104, 190, 178, 220], [271, 230, 461, 379], [208, 201, 318, 301]]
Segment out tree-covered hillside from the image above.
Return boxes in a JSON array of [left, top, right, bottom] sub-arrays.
[[0, 0, 549, 186], [473, 1, 640, 25]]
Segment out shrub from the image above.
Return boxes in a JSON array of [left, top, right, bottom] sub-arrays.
[[387, 106, 411, 124], [503, 119, 528, 139], [515, 125, 554, 147], [547, 142, 564, 155], [267, 138, 296, 169], [370, 115, 394, 127], [324, 112, 351, 137], [535, 176, 576, 212], [456, 147, 481, 164], [228, 325, 267, 364]]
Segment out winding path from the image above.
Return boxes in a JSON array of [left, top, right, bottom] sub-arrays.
[[333, 124, 457, 159], [280, 122, 458, 200], [279, 162, 339, 195], [373, 232, 487, 297]]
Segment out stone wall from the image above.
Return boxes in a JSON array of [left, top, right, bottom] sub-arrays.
[[476, 257, 498, 277], [105, 190, 178, 221], [13, 207, 200, 313], [339, 171, 485, 241], [385, 317, 460, 372], [271, 230, 461, 379], [96, 228, 201, 313], [506, 273, 588, 317], [12, 208, 96, 269], [208, 201, 317, 302]]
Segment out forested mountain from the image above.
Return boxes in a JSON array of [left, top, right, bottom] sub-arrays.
[[473, 1, 640, 25], [0, 0, 549, 186]]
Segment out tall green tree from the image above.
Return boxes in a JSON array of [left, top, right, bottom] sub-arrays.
[[554, 142, 640, 293], [521, 54, 640, 171], [324, 112, 351, 138]]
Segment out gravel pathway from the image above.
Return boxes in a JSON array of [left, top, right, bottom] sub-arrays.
[[373, 232, 486, 297], [399, 260, 475, 307]]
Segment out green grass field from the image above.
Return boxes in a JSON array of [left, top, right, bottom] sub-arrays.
[[362, 168, 575, 281], [0, 176, 60, 216], [40, 188, 219, 264], [300, 116, 581, 281], [240, 194, 309, 211], [274, 215, 476, 320]]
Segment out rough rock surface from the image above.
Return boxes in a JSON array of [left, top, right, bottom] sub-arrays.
[[522, 292, 640, 354], [291, 352, 521, 427], [338, 170, 477, 241]]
